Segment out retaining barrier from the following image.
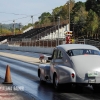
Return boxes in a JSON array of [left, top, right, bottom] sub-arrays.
[[0, 44, 54, 54]]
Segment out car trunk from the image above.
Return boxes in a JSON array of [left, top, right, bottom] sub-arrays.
[[71, 55, 100, 78]]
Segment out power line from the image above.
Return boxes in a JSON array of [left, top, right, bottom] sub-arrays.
[[14, 16, 31, 21], [0, 9, 53, 24], [1, 15, 30, 23], [23, 18, 32, 25], [0, 11, 28, 16], [0, 9, 52, 16]]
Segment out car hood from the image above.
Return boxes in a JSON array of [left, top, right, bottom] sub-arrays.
[[71, 55, 100, 78]]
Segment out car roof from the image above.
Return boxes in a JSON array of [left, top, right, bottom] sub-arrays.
[[57, 44, 99, 51]]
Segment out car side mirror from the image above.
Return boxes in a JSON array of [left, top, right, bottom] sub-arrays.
[[48, 57, 52, 60]]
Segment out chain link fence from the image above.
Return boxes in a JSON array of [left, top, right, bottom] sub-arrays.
[[75, 39, 100, 49]]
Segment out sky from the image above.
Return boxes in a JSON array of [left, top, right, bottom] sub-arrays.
[[0, 0, 86, 25]]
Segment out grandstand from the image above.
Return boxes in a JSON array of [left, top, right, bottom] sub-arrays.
[[0, 21, 68, 47], [0, 20, 100, 49]]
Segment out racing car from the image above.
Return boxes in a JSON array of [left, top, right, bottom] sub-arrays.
[[38, 44, 100, 91]]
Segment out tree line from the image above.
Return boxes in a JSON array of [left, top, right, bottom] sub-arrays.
[[1, 0, 100, 40], [34, 0, 100, 40]]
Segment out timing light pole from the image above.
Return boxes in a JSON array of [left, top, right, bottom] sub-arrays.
[[58, 16, 60, 45]]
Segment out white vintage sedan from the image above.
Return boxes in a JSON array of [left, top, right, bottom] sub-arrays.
[[38, 44, 100, 91]]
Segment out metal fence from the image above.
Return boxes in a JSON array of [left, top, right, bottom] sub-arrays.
[[7, 38, 100, 51], [8, 38, 65, 47], [75, 38, 100, 49]]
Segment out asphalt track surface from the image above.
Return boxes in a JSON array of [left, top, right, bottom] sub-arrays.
[[0, 50, 100, 100]]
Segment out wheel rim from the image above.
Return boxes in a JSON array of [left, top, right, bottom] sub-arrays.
[[40, 72, 42, 81], [54, 76, 58, 88], [55, 78, 58, 86]]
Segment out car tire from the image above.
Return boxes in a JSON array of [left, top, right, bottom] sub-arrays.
[[40, 71, 45, 83], [75, 84, 83, 93], [92, 85, 100, 93], [65, 83, 72, 92], [53, 74, 59, 90]]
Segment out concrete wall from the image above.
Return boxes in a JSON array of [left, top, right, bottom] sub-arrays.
[[0, 44, 54, 54]]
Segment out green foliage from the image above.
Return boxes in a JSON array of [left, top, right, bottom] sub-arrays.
[[85, 0, 100, 17], [85, 10, 99, 33], [39, 12, 52, 24], [1, 0, 100, 40], [85, 0, 96, 11], [22, 23, 32, 30], [0, 28, 12, 36], [71, 1, 87, 22]]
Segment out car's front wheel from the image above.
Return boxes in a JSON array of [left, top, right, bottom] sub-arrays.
[[40, 71, 45, 83]]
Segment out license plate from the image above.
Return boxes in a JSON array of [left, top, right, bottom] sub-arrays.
[[88, 79, 96, 83], [88, 71, 98, 77]]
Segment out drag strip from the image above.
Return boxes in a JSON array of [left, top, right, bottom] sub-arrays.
[[0, 55, 100, 100]]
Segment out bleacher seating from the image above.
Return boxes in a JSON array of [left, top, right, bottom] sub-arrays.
[[0, 23, 67, 47], [9, 25, 55, 41]]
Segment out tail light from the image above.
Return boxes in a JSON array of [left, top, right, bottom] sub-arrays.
[[71, 73, 75, 78]]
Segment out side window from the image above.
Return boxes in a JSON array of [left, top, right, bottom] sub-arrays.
[[67, 50, 73, 56], [52, 50, 58, 59], [57, 50, 63, 59]]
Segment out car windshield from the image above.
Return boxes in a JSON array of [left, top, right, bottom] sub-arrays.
[[67, 49, 100, 56]]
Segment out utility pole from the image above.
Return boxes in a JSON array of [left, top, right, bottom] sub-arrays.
[[58, 16, 60, 45], [1, 24, 2, 34], [69, 0, 70, 31], [19, 23, 22, 34], [13, 20, 15, 35], [19, 23, 21, 31], [31, 15, 33, 28]]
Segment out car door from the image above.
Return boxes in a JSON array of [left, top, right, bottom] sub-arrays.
[[50, 49, 64, 81], [50, 49, 58, 81], [54, 49, 64, 65]]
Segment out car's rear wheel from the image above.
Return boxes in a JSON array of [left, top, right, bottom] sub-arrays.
[[53, 74, 59, 90], [92, 84, 100, 93], [75, 84, 83, 93]]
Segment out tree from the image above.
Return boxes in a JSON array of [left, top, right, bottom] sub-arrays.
[[85, 0, 96, 11], [0, 29, 12, 36], [85, 9, 99, 38], [71, 1, 88, 38], [59, 5, 68, 20], [97, 0, 100, 4], [38, 12, 52, 25], [52, 6, 63, 21], [85, 0, 100, 17]]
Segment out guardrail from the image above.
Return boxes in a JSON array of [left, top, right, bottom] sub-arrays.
[[76, 39, 100, 49]]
